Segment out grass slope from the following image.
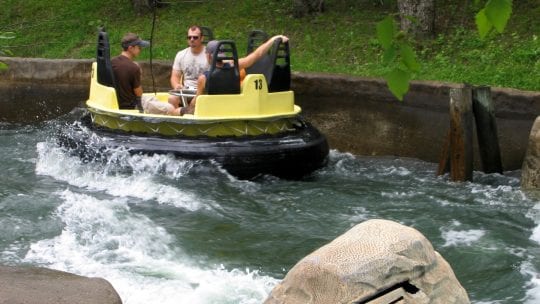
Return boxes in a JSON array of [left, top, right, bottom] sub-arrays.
[[1, 0, 538, 91]]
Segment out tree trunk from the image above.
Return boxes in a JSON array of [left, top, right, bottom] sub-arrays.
[[292, 0, 325, 18], [397, 0, 435, 39], [132, 0, 163, 15]]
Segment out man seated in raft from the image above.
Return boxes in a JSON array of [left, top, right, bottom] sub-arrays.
[[168, 25, 209, 113], [183, 35, 289, 115], [112, 32, 182, 115]]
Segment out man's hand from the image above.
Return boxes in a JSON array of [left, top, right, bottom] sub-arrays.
[[135, 96, 143, 113]]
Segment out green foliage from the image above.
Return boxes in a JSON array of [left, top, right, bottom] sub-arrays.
[[476, 0, 513, 38], [421, 30, 539, 89], [376, 16, 420, 100], [376, 16, 395, 49], [0, 0, 536, 91], [386, 68, 410, 101], [378, 0, 517, 99]]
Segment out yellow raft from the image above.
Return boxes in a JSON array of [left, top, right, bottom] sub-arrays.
[[59, 29, 328, 180]]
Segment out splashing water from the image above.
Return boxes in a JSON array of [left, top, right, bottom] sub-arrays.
[[1, 120, 540, 303]]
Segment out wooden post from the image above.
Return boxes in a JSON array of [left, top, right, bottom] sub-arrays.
[[449, 85, 474, 182], [472, 86, 503, 174], [436, 129, 450, 176]]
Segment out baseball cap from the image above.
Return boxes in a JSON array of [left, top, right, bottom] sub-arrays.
[[205, 40, 224, 56], [121, 33, 150, 48]]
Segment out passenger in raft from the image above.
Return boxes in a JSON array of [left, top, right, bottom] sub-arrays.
[[167, 25, 209, 113], [112, 33, 179, 115], [185, 35, 289, 114]]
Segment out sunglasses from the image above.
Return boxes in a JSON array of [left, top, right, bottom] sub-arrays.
[[187, 35, 200, 40]]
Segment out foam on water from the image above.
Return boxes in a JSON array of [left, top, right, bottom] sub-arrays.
[[522, 201, 540, 304], [6, 133, 537, 303], [24, 190, 277, 304], [520, 261, 540, 304], [528, 202, 540, 245], [441, 220, 486, 247], [330, 150, 361, 177], [35, 142, 208, 211]]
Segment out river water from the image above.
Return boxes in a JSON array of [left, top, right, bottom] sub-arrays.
[[1, 112, 540, 304]]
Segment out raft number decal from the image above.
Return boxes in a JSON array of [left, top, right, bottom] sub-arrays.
[[254, 79, 263, 90]]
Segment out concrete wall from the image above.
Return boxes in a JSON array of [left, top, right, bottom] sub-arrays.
[[1, 57, 539, 170]]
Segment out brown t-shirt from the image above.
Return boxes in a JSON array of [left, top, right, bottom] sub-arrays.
[[111, 55, 141, 109]]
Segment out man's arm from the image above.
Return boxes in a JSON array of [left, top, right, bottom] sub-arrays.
[[134, 86, 143, 97], [239, 35, 289, 70], [170, 70, 184, 90]]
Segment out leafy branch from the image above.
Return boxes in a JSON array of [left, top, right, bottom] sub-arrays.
[[377, 0, 512, 101], [376, 15, 419, 101], [475, 0, 512, 39]]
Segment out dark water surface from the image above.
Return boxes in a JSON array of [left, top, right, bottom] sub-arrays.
[[1, 114, 539, 304]]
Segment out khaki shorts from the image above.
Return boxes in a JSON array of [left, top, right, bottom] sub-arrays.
[[142, 95, 175, 115]]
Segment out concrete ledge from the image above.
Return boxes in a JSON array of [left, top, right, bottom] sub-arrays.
[[292, 71, 540, 170], [1, 57, 539, 170], [0, 265, 122, 304]]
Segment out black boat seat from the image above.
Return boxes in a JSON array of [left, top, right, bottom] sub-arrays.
[[246, 30, 269, 55], [245, 30, 275, 88], [269, 39, 291, 92], [200, 26, 214, 45], [205, 40, 240, 95], [245, 30, 291, 92], [96, 28, 116, 88], [96, 28, 120, 108]]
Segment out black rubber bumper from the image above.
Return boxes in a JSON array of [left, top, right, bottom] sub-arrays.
[[58, 116, 329, 180]]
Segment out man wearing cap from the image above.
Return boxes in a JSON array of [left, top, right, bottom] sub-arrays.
[[167, 25, 209, 111], [111, 33, 151, 110], [112, 32, 179, 115]]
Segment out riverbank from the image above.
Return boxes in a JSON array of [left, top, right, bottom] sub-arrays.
[[1, 57, 538, 170]]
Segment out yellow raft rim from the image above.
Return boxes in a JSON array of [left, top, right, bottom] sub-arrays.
[[86, 63, 304, 137]]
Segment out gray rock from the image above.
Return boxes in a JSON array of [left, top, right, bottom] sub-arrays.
[[264, 219, 469, 304], [0, 265, 122, 304], [522, 116, 540, 189]]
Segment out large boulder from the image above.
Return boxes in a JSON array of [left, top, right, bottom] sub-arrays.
[[0, 265, 122, 304], [521, 116, 540, 189], [264, 219, 469, 304]]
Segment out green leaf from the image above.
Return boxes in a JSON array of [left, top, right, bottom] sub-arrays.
[[485, 0, 512, 33], [382, 45, 397, 64], [376, 16, 395, 49], [0, 61, 7, 70], [385, 68, 410, 101], [400, 44, 420, 72], [475, 9, 492, 39]]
